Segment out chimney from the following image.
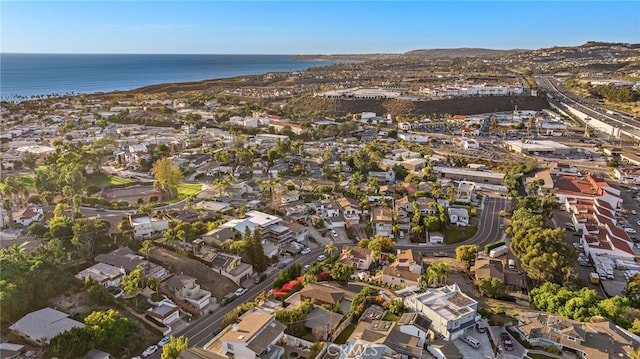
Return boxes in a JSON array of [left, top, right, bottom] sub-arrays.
[[232, 324, 239, 332]]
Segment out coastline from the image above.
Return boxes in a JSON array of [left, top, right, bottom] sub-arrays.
[[0, 54, 342, 102]]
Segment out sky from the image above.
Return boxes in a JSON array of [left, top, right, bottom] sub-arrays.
[[1, 1, 639, 54]]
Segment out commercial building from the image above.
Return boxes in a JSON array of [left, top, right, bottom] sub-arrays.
[[504, 140, 572, 155]]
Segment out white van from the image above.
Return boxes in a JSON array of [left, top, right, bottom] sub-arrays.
[[461, 335, 480, 349], [508, 259, 515, 270]]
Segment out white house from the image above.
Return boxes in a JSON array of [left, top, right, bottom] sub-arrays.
[[75, 263, 125, 288], [9, 308, 85, 345], [146, 301, 180, 325], [371, 206, 393, 237], [447, 207, 469, 226], [403, 284, 479, 341], [165, 275, 211, 310], [13, 207, 43, 227], [397, 312, 431, 348], [397, 132, 430, 143], [129, 214, 169, 240]]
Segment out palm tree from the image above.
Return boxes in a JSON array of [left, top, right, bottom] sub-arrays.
[[324, 241, 337, 262], [2, 198, 13, 225]]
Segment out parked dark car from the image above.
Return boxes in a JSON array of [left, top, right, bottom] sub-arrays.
[[220, 292, 236, 306], [253, 272, 267, 284]]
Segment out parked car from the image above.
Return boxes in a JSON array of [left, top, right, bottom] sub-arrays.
[[433, 251, 448, 257], [234, 287, 248, 297], [330, 230, 338, 238], [141, 345, 159, 358], [220, 292, 236, 306], [303, 264, 310, 272], [500, 333, 513, 351], [301, 247, 311, 255], [317, 254, 327, 262], [253, 272, 267, 284], [157, 336, 171, 347]]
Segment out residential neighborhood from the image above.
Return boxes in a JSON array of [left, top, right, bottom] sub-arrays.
[[1, 41, 640, 359]]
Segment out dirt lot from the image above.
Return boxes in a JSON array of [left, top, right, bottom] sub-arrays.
[[424, 257, 483, 300], [51, 291, 160, 356], [149, 246, 239, 301]]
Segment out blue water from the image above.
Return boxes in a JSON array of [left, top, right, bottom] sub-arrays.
[[0, 54, 336, 100]]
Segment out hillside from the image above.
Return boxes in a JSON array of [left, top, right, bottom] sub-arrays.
[[285, 95, 549, 118], [404, 48, 524, 58]]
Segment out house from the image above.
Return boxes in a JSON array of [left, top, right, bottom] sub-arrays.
[[129, 213, 169, 240], [415, 197, 438, 216], [12, 207, 43, 227], [397, 312, 432, 347], [146, 301, 180, 325], [209, 252, 253, 286], [447, 207, 469, 226], [376, 266, 422, 288], [404, 284, 479, 341], [95, 247, 167, 279], [165, 275, 212, 309], [390, 249, 422, 274], [402, 158, 427, 172], [305, 307, 345, 341], [201, 227, 237, 246], [473, 256, 526, 290], [9, 308, 84, 345], [369, 171, 396, 184], [75, 262, 125, 288], [295, 283, 350, 307], [202, 313, 286, 359], [371, 206, 393, 237], [456, 181, 475, 203], [338, 245, 374, 271], [348, 320, 425, 358], [336, 196, 363, 225], [514, 312, 639, 359]]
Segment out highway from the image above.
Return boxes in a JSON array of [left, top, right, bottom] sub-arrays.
[[535, 75, 640, 141]]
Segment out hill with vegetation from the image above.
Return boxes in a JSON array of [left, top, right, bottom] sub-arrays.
[[285, 95, 549, 117]]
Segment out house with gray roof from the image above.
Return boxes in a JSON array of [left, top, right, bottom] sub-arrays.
[[9, 308, 84, 345]]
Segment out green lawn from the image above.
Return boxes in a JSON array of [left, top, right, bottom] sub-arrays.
[[86, 173, 134, 188], [178, 183, 202, 197], [444, 225, 478, 244], [383, 312, 398, 321], [333, 324, 355, 345], [0, 175, 35, 190]]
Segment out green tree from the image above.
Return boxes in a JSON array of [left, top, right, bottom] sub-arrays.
[[22, 151, 38, 170], [84, 309, 132, 352], [153, 157, 183, 199], [71, 218, 111, 259], [624, 273, 640, 307], [424, 263, 449, 287], [330, 263, 355, 285], [49, 327, 93, 359], [477, 277, 507, 299], [455, 245, 478, 269], [161, 336, 189, 359]]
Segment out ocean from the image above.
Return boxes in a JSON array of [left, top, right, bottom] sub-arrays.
[[0, 54, 336, 101]]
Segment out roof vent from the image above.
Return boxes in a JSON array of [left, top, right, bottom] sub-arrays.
[[232, 324, 239, 332]]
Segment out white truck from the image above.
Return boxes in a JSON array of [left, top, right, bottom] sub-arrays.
[[489, 245, 509, 258]]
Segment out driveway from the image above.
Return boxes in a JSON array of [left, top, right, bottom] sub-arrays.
[[488, 326, 525, 359]]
